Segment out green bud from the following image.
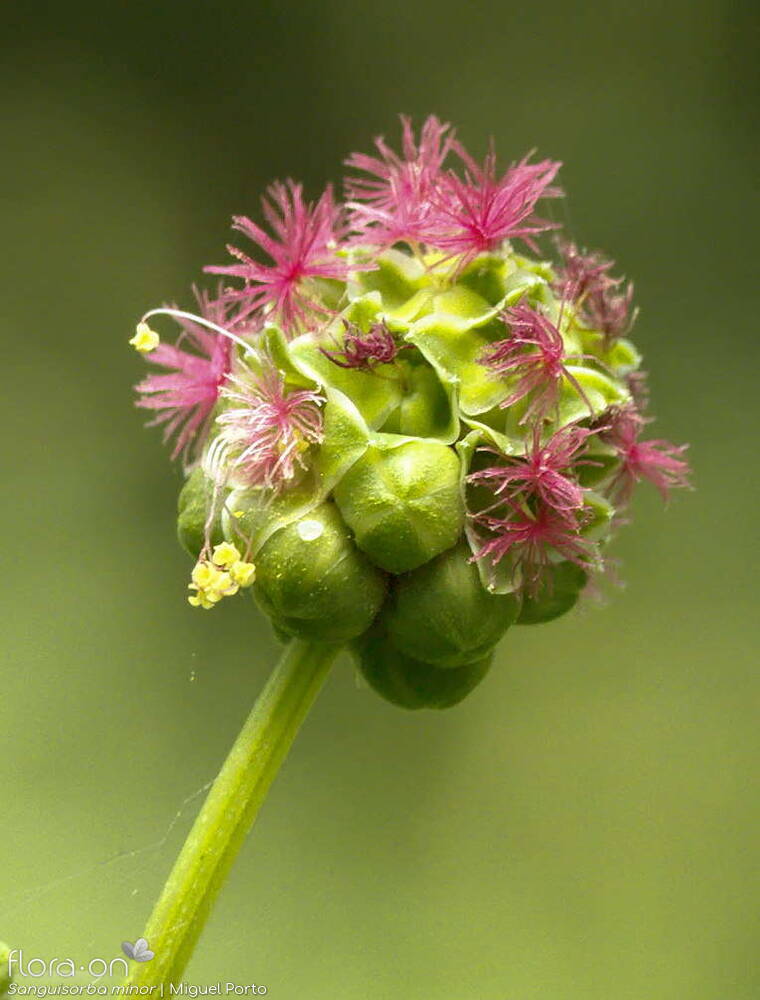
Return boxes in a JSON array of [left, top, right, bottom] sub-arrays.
[[517, 561, 588, 625], [384, 542, 520, 667], [353, 626, 492, 710], [252, 502, 386, 643], [1, 942, 12, 997], [177, 466, 224, 558], [333, 437, 464, 573]]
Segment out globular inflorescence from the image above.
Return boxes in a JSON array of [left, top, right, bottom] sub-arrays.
[[132, 116, 690, 710]]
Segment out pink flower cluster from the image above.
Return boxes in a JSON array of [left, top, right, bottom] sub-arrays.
[[468, 424, 599, 593], [212, 369, 324, 492], [481, 304, 593, 425], [598, 405, 691, 505], [555, 240, 637, 344], [206, 114, 561, 338], [345, 118, 561, 265], [468, 399, 691, 591]]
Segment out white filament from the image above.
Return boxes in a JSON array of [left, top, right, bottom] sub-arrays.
[[141, 307, 256, 357]]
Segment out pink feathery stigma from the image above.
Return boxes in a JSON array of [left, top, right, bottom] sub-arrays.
[[135, 286, 235, 463], [469, 423, 593, 517], [471, 504, 598, 596], [215, 368, 324, 491], [585, 279, 637, 344], [320, 321, 401, 371], [600, 405, 691, 504], [429, 149, 562, 267], [205, 180, 350, 335], [482, 304, 593, 424], [345, 114, 456, 246], [556, 241, 637, 344], [554, 241, 618, 301], [626, 370, 650, 410]]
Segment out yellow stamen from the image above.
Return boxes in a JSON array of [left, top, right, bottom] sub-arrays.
[[212, 542, 241, 569], [188, 556, 247, 609], [130, 322, 160, 353], [191, 561, 218, 589], [230, 560, 256, 587]]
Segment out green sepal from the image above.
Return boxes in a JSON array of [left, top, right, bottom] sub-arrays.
[[289, 327, 403, 430], [502, 262, 552, 307], [580, 489, 615, 543], [457, 254, 509, 305], [259, 325, 315, 389], [457, 420, 516, 458], [383, 542, 520, 667], [577, 438, 620, 489], [252, 502, 386, 643], [352, 625, 493, 710], [406, 313, 509, 416], [456, 431, 520, 595], [511, 253, 556, 283], [431, 283, 496, 322], [333, 435, 464, 573], [303, 276, 347, 313], [517, 561, 588, 625], [378, 348, 460, 443], [351, 248, 425, 310], [577, 330, 642, 377], [177, 466, 225, 558]]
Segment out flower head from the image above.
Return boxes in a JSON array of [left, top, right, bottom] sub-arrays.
[[131, 114, 692, 651], [482, 304, 592, 423], [134, 287, 234, 463], [320, 321, 401, 371], [430, 150, 562, 267], [600, 405, 691, 504], [209, 364, 324, 492], [471, 504, 597, 595], [469, 422, 593, 516], [206, 180, 349, 335], [345, 114, 455, 246]]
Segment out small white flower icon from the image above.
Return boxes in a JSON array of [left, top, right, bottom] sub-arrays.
[[121, 938, 155, 963]]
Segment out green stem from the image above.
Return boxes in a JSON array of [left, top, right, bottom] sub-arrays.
[[124, 639, 342, 988]]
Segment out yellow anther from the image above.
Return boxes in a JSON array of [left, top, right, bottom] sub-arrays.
[[212, 542, 241, 569], [187, 556, 246, 610], [210, 571, 238, 597], [130, 322, 160, 353], [188, 592, 215, 610], [191, 561, 218, 589], [230, 560, 256, 587], [233, 510, 246, 519]]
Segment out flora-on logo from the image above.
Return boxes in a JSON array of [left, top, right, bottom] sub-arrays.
[[121, 938, 155, 963]]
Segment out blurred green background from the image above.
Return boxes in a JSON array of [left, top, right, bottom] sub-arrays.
[[1, 1, 758, 997]]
